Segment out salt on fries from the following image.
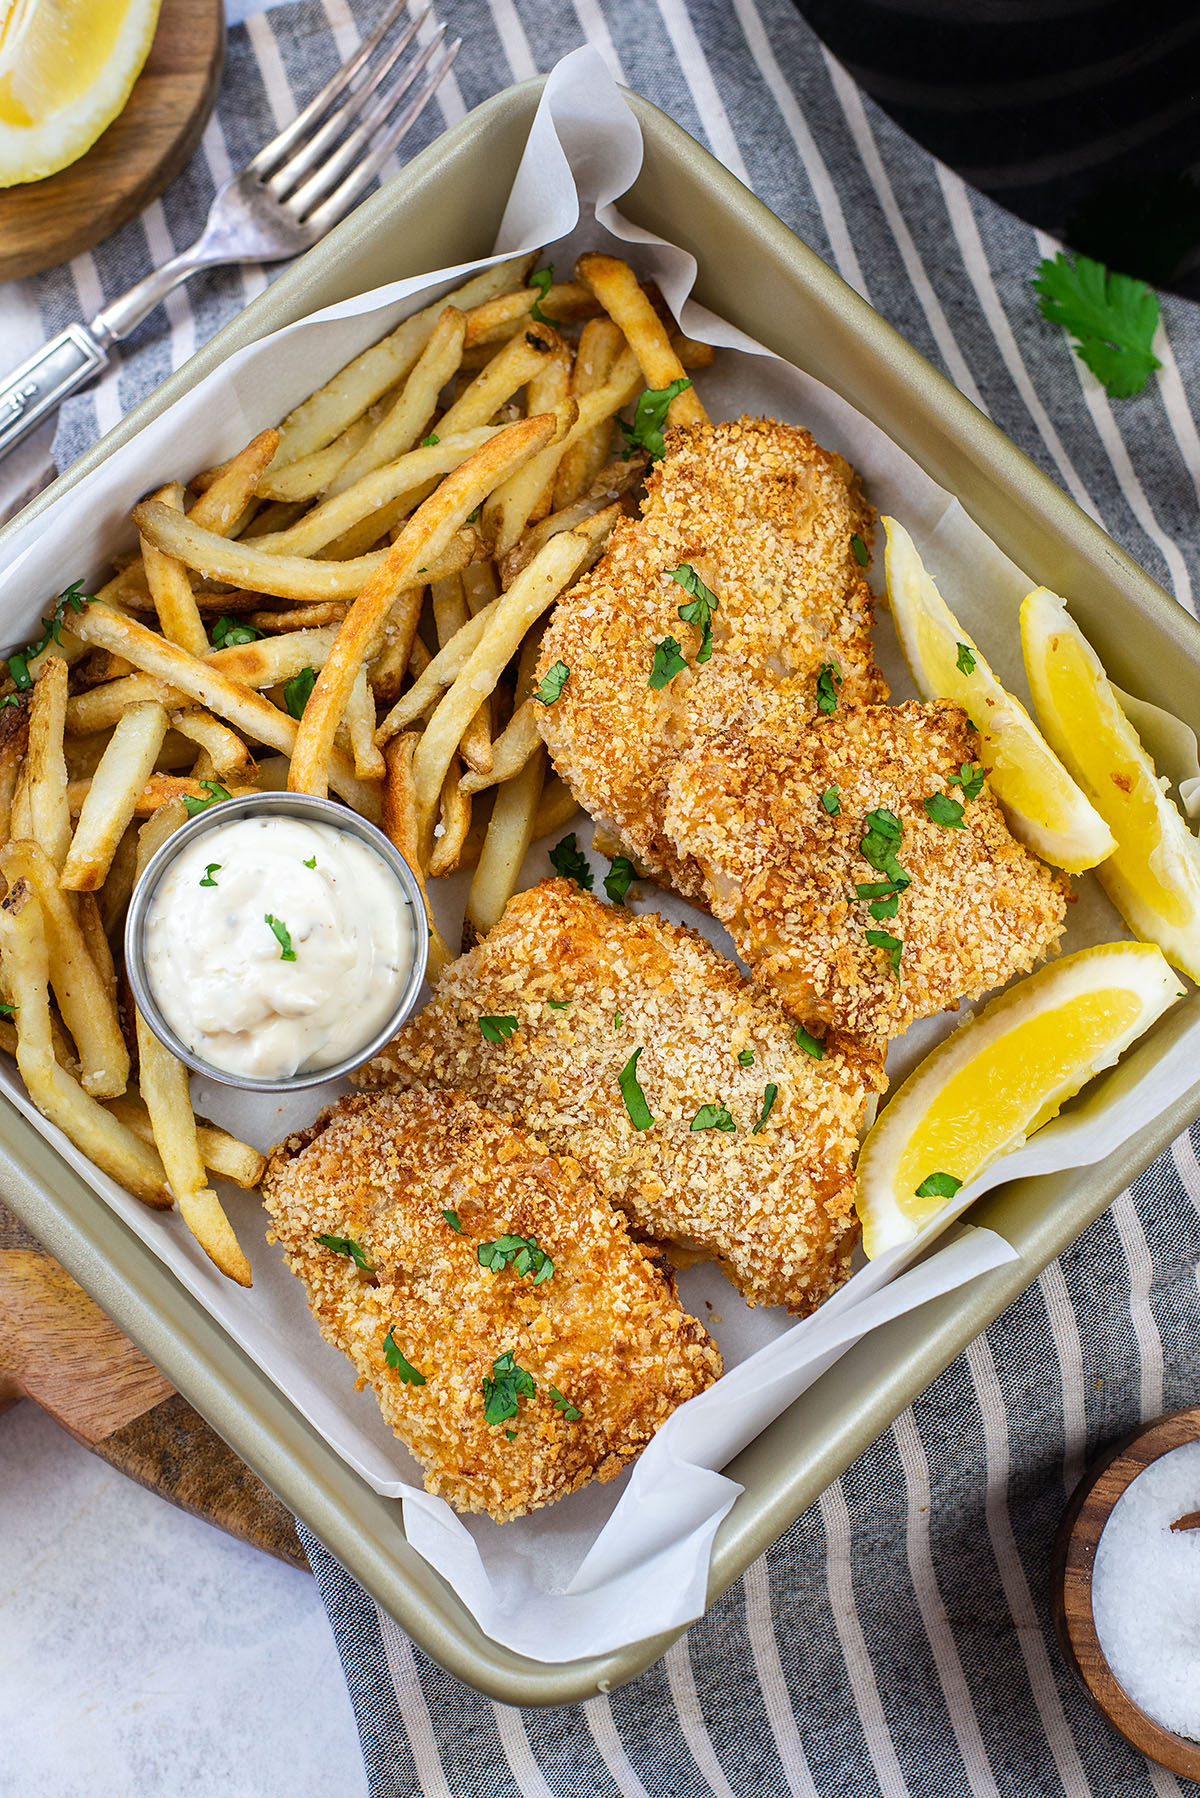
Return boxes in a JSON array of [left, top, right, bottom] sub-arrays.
[[0, 247, 709, 1282]]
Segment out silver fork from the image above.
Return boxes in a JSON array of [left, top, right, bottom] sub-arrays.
[[0, 1, 461, 464]]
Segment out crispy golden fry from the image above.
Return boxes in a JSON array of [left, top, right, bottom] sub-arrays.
[[0, 708, 29, 844], [462, 281, 600, 348], [189, 428, 280, 534], [460, 558, 498, 619], [672, 331, 715, 370], [431, 574, 491, 777], [345, 665, 385, 782], [0, 879, 168, 1203], [71, 604, 379, 818], [288, 415, 557, 800], [252, 414, 378, 504], [168, 707, 255, 780], [427, 759, 472, 878], [206, 626, 337, 688], [459, 699, 540, 795], [106, 1091, 266, 1189], [240, 501, 309, 541], [97, 822, 139, 940], [0, 840, 129, 1099], [140, 482, 209, 657], [75, 891, 118, 1007], [25, 656, 71, 871], [381, 734, 451, 979], [553, 316, 624, 508], [66, 674, 178, 735], [67, 772, 259, 817], [500, 454, 646, 586], [435, 325, 560, 438], [133, 501, 390, 602], [464, 633, 547, 940], [248, 602, 349, 633], [365, 585, 426, 707], [576, 254, 708, 428], [532, 775, 578, 841], [327, 305, 467, 497], [60, 700, 169, 890]]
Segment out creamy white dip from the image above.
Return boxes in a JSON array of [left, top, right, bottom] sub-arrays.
[[144, 815, 413, 1080]]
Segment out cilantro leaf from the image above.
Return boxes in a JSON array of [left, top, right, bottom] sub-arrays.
[[420, 432, 440, 448], [752, 1083, 779, 1134], [618, 1047, 654, 1130], [690, 1102, 736, 1133], [1032, 251, 1161, 399], [820, 787, 840, 815], [264, 913, 297, 960], [794, 1025, 824, 1059], [315, 1232, 373, 1271], [737, 1049, 754, 1067], [529, 264, 555, 325], [860, 808, 910, 890], [304, 856, 317, 869], [815, 661, 842, 715], [442, 1209, 463, 1232], [532, 660, 570, 706], [669, 564, 719, 664], [549, 832, 593, 890], [866, 927, 902, 972], [284, 664, 317, 720], [550, 1386, 582, 1421], [604, 855, 636, 904], [950, 761, 985, 802], [547, 998, 571, 1011], [199, 863, 221, 887], [383, 1329, 425, 1385], [0, 1002, 15, 1018], [649, 635, 687, 690], [613, 1010, 622, 1029], [479, 1014, 519, 1043], [851, 533, 869, 567], [869, 894, 900, 920], [182, 778, 231, 818], [617, 378, 692, 460], [505, 1428, 517, 1440], [956, 642, 976, 676], [478, 1233, 554, 1283], [211, 615, 262, 649], [924, 792, 966, 829], [482, 1349, 535, 1425], [915, 1170, 963, 1200]]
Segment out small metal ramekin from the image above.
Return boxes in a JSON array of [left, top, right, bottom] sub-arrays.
[[125, 791, 429, 1092]]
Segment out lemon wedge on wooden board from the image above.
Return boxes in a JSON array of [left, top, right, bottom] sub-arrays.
[[1021, 585, 1200, 982], [0, 0, 161, 187], [882, 516, 1115, 872], [855, 941, 1180, 1257]]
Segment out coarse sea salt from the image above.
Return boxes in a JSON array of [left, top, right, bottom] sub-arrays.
[[1091, 1438, 1200, 1741]]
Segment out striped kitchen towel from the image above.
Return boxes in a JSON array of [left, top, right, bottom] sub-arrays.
[[13, 2, 1200, 1793]]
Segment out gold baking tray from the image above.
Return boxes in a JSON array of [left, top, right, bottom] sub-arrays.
[[1, 78, 1197, 1705]]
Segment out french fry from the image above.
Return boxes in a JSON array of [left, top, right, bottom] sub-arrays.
[[253, 413, 378, 504], [435, 327, 561, 438], [189, 428, 280, 535], [461, 558, 499, 618], [554, 316, 624, 508], [133, 501, 394, 602], [67, 674, 179, 735], [106, 1091, 266, 1189], [431, 574, 491, 776], [533, 775, 579, 840], [168, 707, 255, 780], [140, 482, 209, 657], [346, 666, 385, 782], [459, 699, 540, 794], [76, 891, 118, 1007], [375, 597, 500, 743], [672, 331, 715, 370], [26, 655, 71, 871], [381, 734, 451, 979], [575, 253, 708, 428], [463, 629, 548, 940], [289, 415, 557, 799], [67, 773, 258, 817], [0, 710, 29, 844], [462, 282, 600, 348], [205, 626, 338, 689], [500, 454, 645, 586], [97, 823, 140, 940], [248, 602, 349, 633], [366, 584, 426, 706], [327, 305, 468, 497], [0, 879, 168, 1204], [0, 842, 129, 1100], [240, 501, 309, 540], [427, 757, 471, 878], [60, 701, 169, 890]]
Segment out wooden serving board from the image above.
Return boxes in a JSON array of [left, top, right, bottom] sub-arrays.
[[0, 1197, 306, 1569], [0, 0, 225, 283]]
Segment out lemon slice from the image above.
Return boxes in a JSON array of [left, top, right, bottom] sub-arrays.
[[856, 941, 1180, 1257], [0, 0, 161, 188], [883, 516, 1115, 872], [1021, 585, 1200, 981]]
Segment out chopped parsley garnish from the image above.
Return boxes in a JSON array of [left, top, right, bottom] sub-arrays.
[[613, 1010, 622, 1028], [549, 832, 593, 889], [183, 779, 232, 818], [211, 615, 262, 649], [737, 1049, 754, 1067], [382, 1329, 425, 1385], [284, 664, 317, 720], [442, 1209, 463, 1233], [855, 880, 900, 900], [264, 913, 297, 960], [547, 998, 571, 1010], [550, 1386, 582, 1421], [866, 927, 902, 972], [617, 377, 692, 461], [815, 661, 842, 715], [478, 1234, 553, 1283], [6, 580, 92, 690], [420, 432, 440, 448], [482, 1349, 535, 1425], [0, 694, 23, 708], [303, 855, 317, 869], [794, 1025, 824, 1059], [505, 1428, 517, 1440], [915, 1170, 963, 1200], [669, 564, 719, 664], [851, 533, 869, 567], [199, 863, 221, 887], [869, 894, 900, 920], [531, 659, 570, 706], [955, 642, 976, 676], [529, 264, 555, 324], [649, 635, 687, 690], [604, 855, 636, 904], [950, 761, 985, 802], [479, 1014, 519, 1043], [924, 792, 965, 829], [0, 1002, 16, 1017], [1032, 251, 1160, 398], [691, 1102, 735, 1133], [820, 787, 840, 815], [752, 1084, 779, 1134], [860, 808, 910, 890], [618, 1047, 654, 1130], [315, 1232, 373, 1271], [467, 504, 482, 524]]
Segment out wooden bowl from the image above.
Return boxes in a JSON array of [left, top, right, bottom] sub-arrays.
[[1052, 1405, 1200, 1778]]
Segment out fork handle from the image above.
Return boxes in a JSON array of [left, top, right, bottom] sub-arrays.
[[0, 326, 109, 462]]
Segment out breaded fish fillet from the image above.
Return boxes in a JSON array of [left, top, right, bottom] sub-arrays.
[[664, 699, 1069, 1045], [357, 880, 885, 1313], [534, 416, 886, 900], [263, 1089, 720, 1522]]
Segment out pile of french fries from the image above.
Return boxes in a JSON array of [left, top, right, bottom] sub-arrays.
[[0, 249, 711, 1285]]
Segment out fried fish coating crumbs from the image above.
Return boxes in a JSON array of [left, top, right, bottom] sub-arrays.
[[534, 416, 886, 900], [262, 1088, 721, 1521], [357, 880, 885, 1313], [663, 698, 1069, 1045]]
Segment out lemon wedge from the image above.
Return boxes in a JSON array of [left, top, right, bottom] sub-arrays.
[[856, 941, 1180, 1257], [0, 0, 161, 188], [883, 516, 1115, 872], [1021, 585, 1200, 981]]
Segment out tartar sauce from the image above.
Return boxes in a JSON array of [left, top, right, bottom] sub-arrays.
[[144, 815, 414, 1080]]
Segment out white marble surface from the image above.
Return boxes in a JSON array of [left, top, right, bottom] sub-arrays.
[[0, 1403, 367, 1798]]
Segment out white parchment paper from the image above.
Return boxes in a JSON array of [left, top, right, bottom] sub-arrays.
[[1, 49, 1196, 1662]]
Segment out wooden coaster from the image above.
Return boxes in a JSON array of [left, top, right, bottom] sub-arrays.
[[0, 0, 225, 284]]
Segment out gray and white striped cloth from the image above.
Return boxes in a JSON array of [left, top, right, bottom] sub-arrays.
[[14, 2, 1200, 1792]]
